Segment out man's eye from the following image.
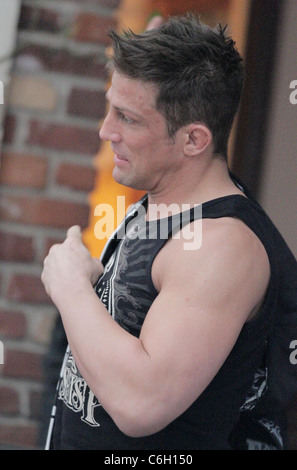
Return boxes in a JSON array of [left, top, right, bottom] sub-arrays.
[[118, 112, 135, 124]]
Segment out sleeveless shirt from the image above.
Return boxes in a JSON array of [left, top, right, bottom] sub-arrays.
[[49, 194, 281, 450]]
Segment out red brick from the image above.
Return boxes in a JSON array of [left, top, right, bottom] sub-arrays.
[[56, 162, 96, 192], [0, 423, 38, 448], [7, 274, 50, 304], [152, 0, 229, 15], [2, 114, 16, 144], [0, 152, 47, 188], [29, 390, 42, 420], [71, 13, 116, 45], [3, 349, 43, 381], [18, 45, 107, 79], [0, 231, 34, 262], [27, 119, 100, 155], [0, 309, 27, 338], [18, 5, 59, 33], [68, 87, 106, 120], [0, 194, 90, 229], [0, 387, 20, 415]]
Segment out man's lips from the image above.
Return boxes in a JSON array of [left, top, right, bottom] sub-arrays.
[[113, 153, 129, 166], [115, 153, 128, 160]]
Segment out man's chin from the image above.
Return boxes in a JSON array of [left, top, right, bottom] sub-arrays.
[[113, 168, 133, 189], [113, 172, 146, 192]]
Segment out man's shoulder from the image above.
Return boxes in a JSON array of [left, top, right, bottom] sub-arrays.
[[164, 215, 269, 265], [152, 215, 270, 304]]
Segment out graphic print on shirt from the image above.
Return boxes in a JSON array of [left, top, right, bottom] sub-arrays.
[[98, 236, 142, 326], [57, 349, 102, 426], [56, 233, 140, 428]]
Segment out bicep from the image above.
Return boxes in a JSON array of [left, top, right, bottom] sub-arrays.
[[139, 222, 270, 423], [139, 275, 248, 417]]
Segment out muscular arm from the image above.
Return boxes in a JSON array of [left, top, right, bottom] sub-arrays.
[[41, 219, 270, 437]]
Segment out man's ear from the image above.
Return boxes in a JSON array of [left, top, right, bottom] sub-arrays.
[[184, 123, 212, 156]]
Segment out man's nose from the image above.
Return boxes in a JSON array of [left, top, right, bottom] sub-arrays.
[[99, 111, 121, 143]]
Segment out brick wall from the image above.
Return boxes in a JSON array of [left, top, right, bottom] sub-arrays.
[[0, 0, 120, 449]]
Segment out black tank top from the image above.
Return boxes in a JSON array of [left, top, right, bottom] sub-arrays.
[[50, 194, 280, 450]]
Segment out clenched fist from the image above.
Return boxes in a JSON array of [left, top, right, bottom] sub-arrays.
[[41, 225, 104, 302]]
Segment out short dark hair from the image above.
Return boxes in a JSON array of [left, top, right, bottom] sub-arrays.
[[108, 13, 244, 159]]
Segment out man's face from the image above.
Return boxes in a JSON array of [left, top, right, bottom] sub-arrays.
[[99, 71, 185, 193]]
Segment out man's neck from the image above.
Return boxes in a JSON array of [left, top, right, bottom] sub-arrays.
[[146, 157, 243, 220]]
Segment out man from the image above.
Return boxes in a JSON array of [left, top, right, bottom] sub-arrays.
[[41, 14, 292, 450]]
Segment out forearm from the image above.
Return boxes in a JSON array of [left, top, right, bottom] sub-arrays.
[[51, 280, 151, 428]]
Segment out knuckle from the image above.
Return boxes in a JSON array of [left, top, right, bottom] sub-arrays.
[[49, 243, 59, 254]]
